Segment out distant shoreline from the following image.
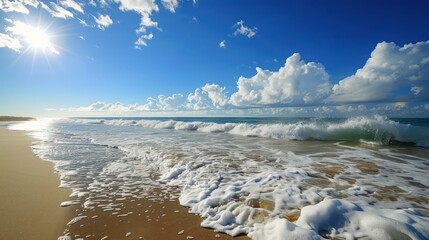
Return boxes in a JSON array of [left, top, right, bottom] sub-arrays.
[[0, 116, 34, 121]]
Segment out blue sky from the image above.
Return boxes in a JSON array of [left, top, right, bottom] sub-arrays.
[[1, 0, 429, 117]]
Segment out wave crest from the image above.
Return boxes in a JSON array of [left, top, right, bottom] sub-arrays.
[[70, 116, 429, 147]]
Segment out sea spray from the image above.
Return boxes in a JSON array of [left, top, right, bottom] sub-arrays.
[[68, 115, 429, 147]]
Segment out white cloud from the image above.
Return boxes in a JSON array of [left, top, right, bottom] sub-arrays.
[[219, 40, 226, 48], [411, 86, 423, 96], [98, 0, 108, 7], [66, 101, 148, 112], [22, 0, 38, 7], [60, 0, 84, 13], [0, 0, 39, 14], [78, 18, 89, 26], [186, 84, 229, 110], [41, 2, 74, 19], [1, 18, 59, 54], [202, 84, 228, 107], [234, 20, 257, 38], [114, 0, 160, 48], [115, 0, 159, 14], [0, 32, 22, 52], [314, 106, 333, 113], [140, 97, 161, 111], [334, 105, 366, 112], [88, 0, 97, 7], [393, 102, 407, 110], [0, 0, 29, 14], [330, 41, 429, 103], [93, 13, 113, 30], [135, 33, 154, 49], [158, 93, 184, 110], [230, 53, 332, 106], [51, 40, 429, 115], [192, 16, 198, 23], [161, 0, 179, 13], [136, 14, 159, 33]]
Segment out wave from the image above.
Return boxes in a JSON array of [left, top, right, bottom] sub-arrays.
[[70, 116, 429, 147]]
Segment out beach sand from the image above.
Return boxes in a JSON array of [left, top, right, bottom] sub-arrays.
[[1, 125, 249, 240], [0, 125, 73, 240], [66, 193, 250, 240]]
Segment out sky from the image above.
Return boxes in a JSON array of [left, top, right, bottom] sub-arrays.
[[1, 0, 429, 117]]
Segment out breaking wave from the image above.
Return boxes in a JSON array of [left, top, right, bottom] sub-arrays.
[[71, 115, 429, 147]]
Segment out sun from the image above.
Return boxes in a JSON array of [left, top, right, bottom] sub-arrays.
[[25, 27, 50, 49], [23, 25, 59, 55], [8, 20, 59, 55]]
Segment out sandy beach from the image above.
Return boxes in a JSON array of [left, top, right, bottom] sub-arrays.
[[0, 125, 73, 240], [0, 123, 249, 240]]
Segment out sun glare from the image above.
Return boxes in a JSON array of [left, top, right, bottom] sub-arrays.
[[24, 25, 59, 55], [26, 27, 50, 49], [9, 20, 60, 55]]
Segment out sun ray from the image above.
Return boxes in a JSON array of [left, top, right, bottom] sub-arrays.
[[6, 19, 59, 56]]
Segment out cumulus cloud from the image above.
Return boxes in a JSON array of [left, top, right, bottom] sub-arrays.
[[230, 53, 332, 106], [161, 0, 179, 13], [0, 32, 22, 52], [55, 41, 429, 116], [330, 41, 429, 103], [158, 93, 185, 110], [114, 0, 160, 48], [60, 0, 84, 13], [219, 40, 226, 48], [115, 0, 159, 14], [93, 13, 113, 30], [186, 84, 229, 110], [234, 20, 257, 38]]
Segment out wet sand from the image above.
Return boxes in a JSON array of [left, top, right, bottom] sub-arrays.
[[1, 124, 250, 240], [0, 125, 73, 240], [66, 195, 249, 240]]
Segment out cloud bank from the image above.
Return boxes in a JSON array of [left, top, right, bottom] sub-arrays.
[[230, 53, 331, 106], [60, 41, 429, 114], [330, 41, 429, 103]]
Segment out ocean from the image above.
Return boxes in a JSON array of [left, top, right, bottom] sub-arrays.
[[9, 115, 429, 239]]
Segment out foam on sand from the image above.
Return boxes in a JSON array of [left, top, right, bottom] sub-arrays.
[[250, 198, 429, 240], [8, 117, 429, 239]]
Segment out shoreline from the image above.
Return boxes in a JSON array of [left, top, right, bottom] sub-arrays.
[[0, 125, 74, 240], [0, 124, 250, 240]]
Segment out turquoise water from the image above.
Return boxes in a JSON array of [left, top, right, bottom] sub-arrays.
[[75, 115, 429, 146]]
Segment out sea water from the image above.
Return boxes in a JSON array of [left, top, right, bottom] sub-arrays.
[[9, 116, 429, 239]]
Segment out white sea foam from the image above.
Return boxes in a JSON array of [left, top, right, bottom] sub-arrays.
[[8, 117, 429, 239], [66, 115, 429, 147]]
